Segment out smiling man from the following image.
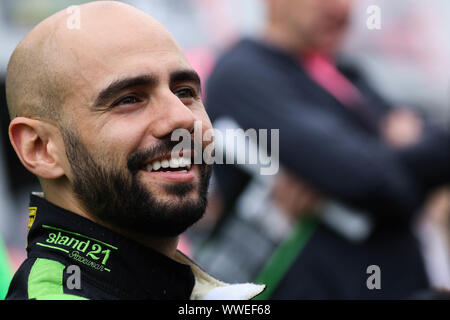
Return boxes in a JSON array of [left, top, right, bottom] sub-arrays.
[[4, 1, 264, 300]]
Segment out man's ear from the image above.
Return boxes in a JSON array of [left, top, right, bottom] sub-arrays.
[[9, 117, 66, 179]]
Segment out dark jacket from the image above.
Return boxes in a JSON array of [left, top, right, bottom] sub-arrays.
[[6, 194, 264, 300], [207, 38, 449, 224], [205, 38, 449, 298]]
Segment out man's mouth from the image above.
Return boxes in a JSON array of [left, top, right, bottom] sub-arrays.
[[136, 149, 200, 183], [143, 156, 192, 173], [137, 149, 198, 183]]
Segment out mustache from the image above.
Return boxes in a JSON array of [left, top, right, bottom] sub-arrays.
[[127, 137, 196, 173]]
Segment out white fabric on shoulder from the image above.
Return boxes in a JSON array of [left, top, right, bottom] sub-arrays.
[[202, 283, 265, 300]]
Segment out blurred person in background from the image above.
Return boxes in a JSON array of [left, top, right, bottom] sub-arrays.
[[202, 0, 450, 299]]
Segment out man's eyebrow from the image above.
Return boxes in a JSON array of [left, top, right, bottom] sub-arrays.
[[93, 70, 201, 107], [93, 75, 157, 107], [170, 69, 201, 89]]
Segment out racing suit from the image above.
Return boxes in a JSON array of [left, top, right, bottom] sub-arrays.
[[6, 193, 264, 300]]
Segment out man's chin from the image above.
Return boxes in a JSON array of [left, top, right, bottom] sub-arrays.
[[139, 173, 198, 197], [131, 193, 207, 237]]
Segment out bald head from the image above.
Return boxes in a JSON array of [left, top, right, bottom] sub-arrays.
[[6, 1, 179, 123], [6, 14, 63, 121]]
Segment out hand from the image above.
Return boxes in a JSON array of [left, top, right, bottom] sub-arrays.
[[381, 108, 424, 148], [270, 169, 321, 221], [423, 187, 450, 228]]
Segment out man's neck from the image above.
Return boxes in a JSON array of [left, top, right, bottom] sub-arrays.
[[261, 24, 336, 60], [261, 24, 306, 56], [110, 228, 180, 260]]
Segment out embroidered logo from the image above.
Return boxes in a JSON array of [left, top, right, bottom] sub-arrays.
[[36, 225, 118, 272], [28, 207, 37, 232], [26, 207, 37, 248]]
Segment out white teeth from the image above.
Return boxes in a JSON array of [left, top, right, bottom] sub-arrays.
[[169, 158, 179, 168], [161, 159, 169, 168], [185, 158, 192, 170], [180, 158, 191, 169], [145, 157, 191, 172], [152, 161, 161, 171]]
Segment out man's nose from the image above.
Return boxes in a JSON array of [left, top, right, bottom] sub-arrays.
[[149, 89, 196, 138]]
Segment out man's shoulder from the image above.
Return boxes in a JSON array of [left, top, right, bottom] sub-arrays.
[[6, 257, 88, 300], [174, 251, 266, 300], [207, 38, 296, 99]]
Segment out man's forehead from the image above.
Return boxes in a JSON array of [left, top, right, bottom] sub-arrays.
[[76, 50, 191, 101], [6, 1, 191, 121], [46, 2, 189, 101], [26, 0, 183, 76], [55, 3, 182, 63]]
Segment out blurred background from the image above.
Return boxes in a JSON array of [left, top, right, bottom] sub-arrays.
[[0, 0, 449, 299]]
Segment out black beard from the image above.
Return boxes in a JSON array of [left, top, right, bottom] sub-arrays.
[[61, 129, 212, 238]]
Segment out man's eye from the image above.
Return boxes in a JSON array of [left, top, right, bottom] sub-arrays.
[[112, 95, 141, 107], [174, 88, 196, 99]]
